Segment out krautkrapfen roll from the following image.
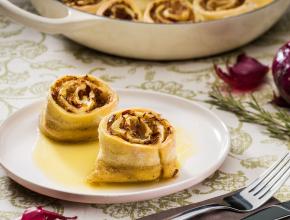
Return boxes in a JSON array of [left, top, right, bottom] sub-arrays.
[[193, 0, 262, 21], [88, 108, 178, 183], [96, 0, 142, 21], [144, 0, 195, 23], [62, 0, 104, 14], [39, 75, 118, 142]]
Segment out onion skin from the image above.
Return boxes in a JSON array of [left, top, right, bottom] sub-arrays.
[[214, 53, 269, 91], [272, 41, 290, 105], [21, 206, 77, 220]]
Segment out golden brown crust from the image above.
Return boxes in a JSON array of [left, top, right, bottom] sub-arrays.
[[87, 108, 178, 183], [200, 0, 245, 11], [39, 75, 118, 142], [96, 0, 142, 21], [107, 109, 173, 145], [63, 0, 101, 6], [193, 0, 269, 21], [63, 0, 273, 22], [62, 0, 104, 14], [51, 75, 110, 113], [144, 0, 195, 23]]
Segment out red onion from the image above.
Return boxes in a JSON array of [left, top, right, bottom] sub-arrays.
[[272, 41, 290, 106], [214, 53, 269, 91], [21, 207, 77, 220]]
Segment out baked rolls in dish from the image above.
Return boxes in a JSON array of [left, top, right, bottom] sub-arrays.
[[62, 0, 104, 14], [193, 0, 259, 21], [144, 0, 195, 23], [63, 0, 273, 22], [88, 108, 178, 183], [134, 0, 152, 13], [39, 75, 118, 142], [96, 0, 142, 21]]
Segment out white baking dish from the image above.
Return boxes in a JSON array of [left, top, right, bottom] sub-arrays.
[[0, 0, 289, 60]]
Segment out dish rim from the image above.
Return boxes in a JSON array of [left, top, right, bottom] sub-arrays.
[[0, 88, 230, 200]]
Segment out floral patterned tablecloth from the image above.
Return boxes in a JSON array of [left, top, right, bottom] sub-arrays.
[[0, 1, 290, 219]]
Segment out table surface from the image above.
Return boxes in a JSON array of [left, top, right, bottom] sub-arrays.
[[0, 1, 289, 219]]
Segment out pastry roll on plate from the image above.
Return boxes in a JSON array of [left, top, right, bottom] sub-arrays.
[[39, 75, 118, 142], [62, 0, 104, 14], [144, 0, 195, 23], [88, 108, 178, 183], [96, 0, 142, 21], [193, 0, 270, 21]]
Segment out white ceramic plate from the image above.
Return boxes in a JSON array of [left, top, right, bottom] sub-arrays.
[[0, 89, 230, 204]]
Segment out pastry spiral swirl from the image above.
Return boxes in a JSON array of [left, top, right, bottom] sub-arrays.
[[88, 108, 178, 183], [62, 0, 104, 14], [96, 0, 142, 21], [39, 75, 118, 142], [144, 0, 195, 23], [193, 0, 258, 21]]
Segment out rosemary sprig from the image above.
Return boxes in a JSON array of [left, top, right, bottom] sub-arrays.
[[207, 86, 290, 142]]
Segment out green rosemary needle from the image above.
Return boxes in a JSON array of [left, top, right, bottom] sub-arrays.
[[206, 86, 290, 142]]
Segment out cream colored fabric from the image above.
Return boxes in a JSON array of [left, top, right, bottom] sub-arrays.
[[1, 2, 289, 218]]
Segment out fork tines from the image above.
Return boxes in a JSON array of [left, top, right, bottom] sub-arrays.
[[247, 152, 290, 199]]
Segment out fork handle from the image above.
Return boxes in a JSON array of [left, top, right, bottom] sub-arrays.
[[169, 203, 230, 220]]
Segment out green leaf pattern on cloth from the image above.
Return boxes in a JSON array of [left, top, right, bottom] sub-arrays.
[[0, 40, 46, 60], [240, 156, 277, 169], [30, 60, 75, 70], [0, 177, 63, 218], [0, 87, 27, 97], [0, 211, 21, 220], [128, 80, 196, 100], [29, 81, 52, 96], [192, 171, 248, 194], [94, 190, 192, 219], [275, 185, 290, 202], [230, 123, 252, 155]]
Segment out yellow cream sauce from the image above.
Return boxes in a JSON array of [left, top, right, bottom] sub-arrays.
[[33, 127, 196, 190]]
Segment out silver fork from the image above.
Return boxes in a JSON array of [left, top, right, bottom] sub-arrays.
[[169, 152, 290, 220]]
